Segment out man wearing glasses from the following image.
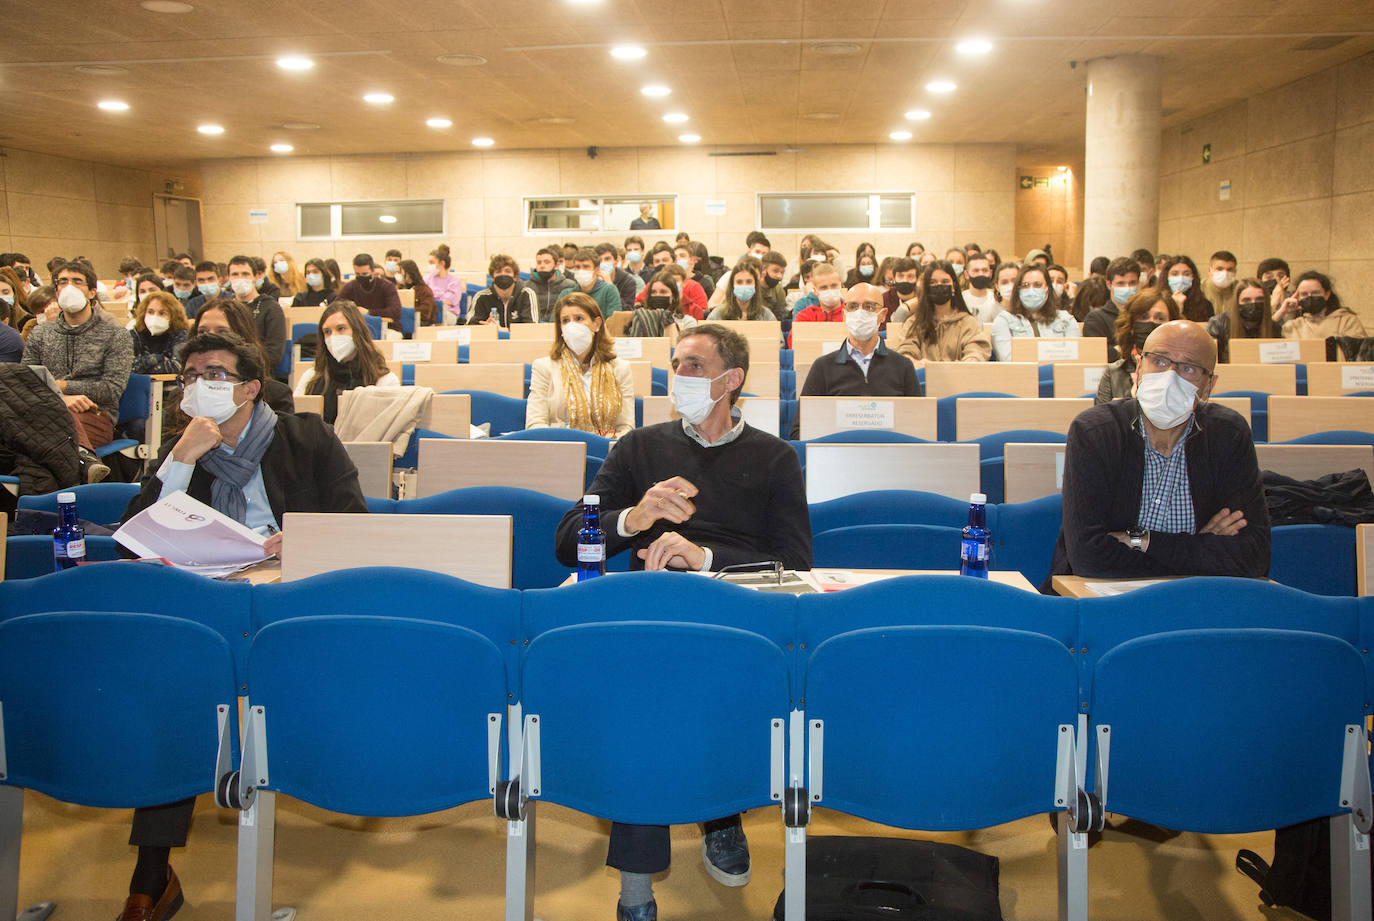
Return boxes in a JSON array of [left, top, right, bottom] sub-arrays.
[[1047, 319, 1270, 589], [791, 282, 922, 438]]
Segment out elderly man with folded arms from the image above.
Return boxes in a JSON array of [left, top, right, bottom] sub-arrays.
[[1047, 319, 1270, 589]]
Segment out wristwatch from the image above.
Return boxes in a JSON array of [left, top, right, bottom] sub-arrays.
[[1127, 527, 1148, 551]]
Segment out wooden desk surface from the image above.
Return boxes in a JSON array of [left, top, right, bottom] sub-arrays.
[[560, 568, 1036, 592], [1052, 574, 1187, 598]]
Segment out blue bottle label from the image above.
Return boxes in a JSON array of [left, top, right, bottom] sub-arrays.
[[960, 539, 987, 563]]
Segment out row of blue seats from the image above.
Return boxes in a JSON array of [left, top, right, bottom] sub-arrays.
[[2, 569, 1370, 920]]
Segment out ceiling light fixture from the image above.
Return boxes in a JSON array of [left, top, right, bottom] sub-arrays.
[[97, 99, 129, 111], [1057, 165, 1068, 172], [426, 117, 453, 128], [926, 80, 957, 93], [611, 45, 647, 60], [276, 56, 314, 71], [955, 38, 994, 56], [76, 64, 129, 75], [678, 133, 701, 143], [802, 112, 839, 120], [378, 215, 397, 224], [904, 109, 932, 121], [641, 84, 671, 97], [270, 143, 294, 153], [662, 112, 689, 123], [139, 0, 194, 12], [889, 130, 912, 141], [363, 92, 394, 104], [472, 137, 495, 146], [435, 53, 487, 65], [811, 42, 862, 56], [197, 124, 224, 135]]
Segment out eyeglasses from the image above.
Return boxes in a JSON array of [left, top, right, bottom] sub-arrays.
[[1140, 351, 1211, 382], [178, 368, 243, 386], [843, 302, 883, 313]]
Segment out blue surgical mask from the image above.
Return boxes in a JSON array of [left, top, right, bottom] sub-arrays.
[[1018, 287, 1048, 310], [198, 282, 219, 298], [1111, 285, 1137, 305], [253, 275, 265, 289], [626, 250, 643, 264], [950, 263, 964, 277], [0, 294, 12, 307], [677, 259, 691, 271], [1167, 275, 1192, 294], [173, 287, 191, 300], [859, 264, 874, 277], [384, 260, 398, 273], [733, 285, 756, 302]]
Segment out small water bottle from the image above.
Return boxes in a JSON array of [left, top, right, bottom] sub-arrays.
[[576, 494, 606, 581], [960, 492, 990, 579], [52, 491, 86, 572]]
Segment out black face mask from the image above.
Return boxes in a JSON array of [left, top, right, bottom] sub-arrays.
[[927, 284, 953, 305], [1300, 295, 1327, 315], [894, 281, 918, 296], [493, 275, 515, 290], [1238, 302, 1265, 324], [1132, 321, 1160, 352], [763, 273, 780, 288], [535, 270, 554, 282], [967, 275, 993, 290], [1261, 278, 1279, 296], [647, 295, 671, 310]]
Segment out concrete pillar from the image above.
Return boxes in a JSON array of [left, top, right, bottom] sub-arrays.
[[1082, 55, 1161, 267]]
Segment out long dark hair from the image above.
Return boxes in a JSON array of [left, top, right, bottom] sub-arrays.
[[306, 299, 392, 394], [1162, 255, 1211, 322], [190, 298, 271, 371], [904, 260, 969, 346]]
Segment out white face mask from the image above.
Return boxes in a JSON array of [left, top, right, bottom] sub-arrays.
[[573, 269, 596, 288], [1052, 282, 1065, 297], [817, 288, 843, 307], [997, 283, 1013, 301], [1211, 269, 1235, 288], [844, 309, 879, 341], [180, 379, 245, 424], [57, 285, 88, 314], [561, 320, 595, 356], [326, 334, 357, 363], [144, 314, 170, 336], [229, 277, 255, 298], [671, 371, 729, 426], [273, 260, 288, 274], [305, 272, 323, 288], [1135, 369, 1199, 430]]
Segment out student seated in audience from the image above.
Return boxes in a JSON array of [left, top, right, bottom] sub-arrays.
[[21, 259, 132, 480], [706, 233, 771, 309], [1131, 247, 1158, 289], [247, 256, 280, 300], [1200, 250, 1239, 319], [843, 242, 877, 287], [1081, 257, 1141, 363], [944, 247, 967, 285], [757, 250, 790, 320], [268, 251, 307, 298], [895, 261, 991, 366], [529, 246, 578, 322], [423, 244, 464, 320], [1047, 264, 1072, 312], [707, 260, 772, 321], [1162, 255, 1213, 323], [0, 274, 22, 361], [786, 259, 819, 315], [295, 299, 399, 423], [291, 258, 336, 308], [117, 330, 365, 921], [395, 258, 436, 325], [559, 247, 623, 318], [634, 262, 707, 319], [793, 261, 845, 322], [676, 240, 716, 299], [223, 254, 287, 372], [1070, 274, 1108, 322], [1257, 256, 1294, 320], [1050, 319, 1269, 590], [337, 252, 403, 332], [989, 263, 1081, 362], [555, 323, 810, 921], [183, 260, 223, 317], [1087, 255, 1110, 278], [190, 299, 294, 414], [1273, 269, 1366, 339], [883, 257, 922, 324], [905, 241, 925, 261], [132, 272, 168, 306], [596, 242, 640, 309], [383, 248, 403, 276], [1207, 278, 1273, 363], [527, 291, 634, 437], [793, 282, 922, 437], [20, 286, 56, 339], [800, 234, 845, 281], [162, 265, 195, 307], [129, 291, 189, 375], [623, 235, 650, 284], [991, 260, 1020, 312], [962, 252, 1000, 323], [1097, 290, 1178, 403], [628, 272, 697, 340], [468, 254, 535, 325]]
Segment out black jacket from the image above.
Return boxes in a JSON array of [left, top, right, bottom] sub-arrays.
[[0, 364, 81, 495], [1082, 303, 1121, 363], [791, 341, 923, 438]]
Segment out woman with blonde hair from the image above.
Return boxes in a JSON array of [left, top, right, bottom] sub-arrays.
[[526, 291, 634, 437], [130, 290, 190, 374], [295, 299, 398, 423], [268, 251, 308, 297]]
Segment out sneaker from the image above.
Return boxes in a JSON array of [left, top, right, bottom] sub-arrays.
[[78, 447, 110, 484], [702, 824, 750, 886], [616, 898, 656, 921]]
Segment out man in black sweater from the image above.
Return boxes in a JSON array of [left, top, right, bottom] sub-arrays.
[[1081, 257, 1141, 363], [554, 323, 810, 921], [1048, 320, 1270, 588], [792, 282, 922, 438]]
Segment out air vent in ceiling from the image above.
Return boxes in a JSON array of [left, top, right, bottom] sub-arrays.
[[1292, 35, 1353, 51], [708, 151, 778, 157], [436, 53, 487, 66]]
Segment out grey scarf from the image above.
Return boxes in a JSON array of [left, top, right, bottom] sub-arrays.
[[198, 400, 278, 524]]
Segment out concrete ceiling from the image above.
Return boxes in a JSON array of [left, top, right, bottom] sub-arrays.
[[3, 0, 1373, 170]]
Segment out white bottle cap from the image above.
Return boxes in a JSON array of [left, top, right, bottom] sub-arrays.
[[970, 493, 987, 504], [583, 494, 599, 505], [57, 491, 77, 503]]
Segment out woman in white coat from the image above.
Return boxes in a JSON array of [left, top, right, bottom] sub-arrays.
[[526, 291, 635, 437]]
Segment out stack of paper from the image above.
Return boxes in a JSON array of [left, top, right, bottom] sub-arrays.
[[114, 491, 270, 577]]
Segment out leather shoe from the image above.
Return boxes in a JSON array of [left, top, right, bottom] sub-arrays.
[[116, 867, 183, 921]]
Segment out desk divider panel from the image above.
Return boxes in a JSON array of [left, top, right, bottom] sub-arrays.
[[805, 443, 979, 503], [924, 362, 1040, 399], [1227, 338, 1326, 365], [1305, 363, 1374, 396], [797, 396, 937, 440], [955, 398, 1092, 441], [1214, 363, 1297, 396], [1009, 337, 1107, 364], [1268, 396, 1374, 442], [281, 512, 513, 586], [416, 438, 585, 500]]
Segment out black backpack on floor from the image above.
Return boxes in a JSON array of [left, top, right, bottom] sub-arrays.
[[1236, 817, 1372, 921]]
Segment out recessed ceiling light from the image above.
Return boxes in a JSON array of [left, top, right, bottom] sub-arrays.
[[276, 56, 314, 71], [363, 92, 394, 104], [140, 0, 194, 12], [76, 64, 129, 75], [905, 109, 932, 121], [378, 215, 398, 224], [197, 124, 224, 135], [955, 38, 994, 56], [1057, 165, 1069, 172], [641, 84, 671, 97], [926, 80, 957, 94], [611, 45, 647, 60], [802, 112, 840, 120], [97, 99, 129, 111], [678, 133, 701, 143], [889, 130, 912, 141], [426, 117, 452, 128], [270, 143, 293, 153], [435, 53, 487, 66], [472, 137, 495, 147], [811, 42, 862, 56], [662, 112, 689, 123]]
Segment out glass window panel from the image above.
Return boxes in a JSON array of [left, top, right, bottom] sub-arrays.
[[879, 195, 913, 229], [299, 203, 331, 238], [339, 200, 443, 236], [760, 194, 870, 230]]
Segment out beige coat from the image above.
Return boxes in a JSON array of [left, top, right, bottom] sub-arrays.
[[896, 311, 992, 363], [1281, 307, 1367, 340], [526, 354, 635, 436]]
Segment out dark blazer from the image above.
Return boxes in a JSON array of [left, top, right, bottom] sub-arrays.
[[791, 341, 923, 438]]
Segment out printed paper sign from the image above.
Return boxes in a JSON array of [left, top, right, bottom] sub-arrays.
[[1258, 341, 1300, 363], [392, 342, 432, 362], [836, 399, 895, 430], [705, 199, 727, 216], [1082, 367, 1105, 393], [615, 338, 643, 359], [435, 327, 471, 343], [1055, 451, 1066, 489], [248, 209, 268, 224], [1038, 340, 1079, 361], [1341, 366, 1374, 391]]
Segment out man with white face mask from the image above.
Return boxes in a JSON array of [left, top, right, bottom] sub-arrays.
[[1047, 319, 1269, 589], [792, 283, 922, 438], [117, 330, 365, 921], [21, 259, 132, 479], [555, 323, 810, 921], [225, 254, 286, 375]]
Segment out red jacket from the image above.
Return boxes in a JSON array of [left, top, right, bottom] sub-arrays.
[[635, 278, 708, 319], [789, 305, 844, 347]]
